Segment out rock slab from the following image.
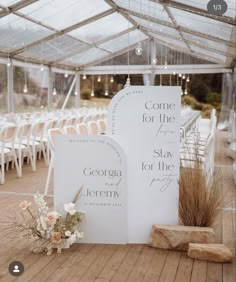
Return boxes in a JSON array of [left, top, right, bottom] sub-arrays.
[[148, 224, 215, 251], [188, 243, 233, 263]]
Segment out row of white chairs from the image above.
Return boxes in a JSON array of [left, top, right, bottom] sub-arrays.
[[0, 108, 107, 185], [44, 119, 107, 196], [180, 109, 217, 184]]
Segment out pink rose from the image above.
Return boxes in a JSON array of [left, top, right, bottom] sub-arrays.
[[19, 201, 31, 210], [51, 232, 61, 244], [44, 212, 59, 226]]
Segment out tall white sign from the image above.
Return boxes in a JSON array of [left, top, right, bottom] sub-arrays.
[[107, 86, 181, 243], [54, 136, 127, 244]]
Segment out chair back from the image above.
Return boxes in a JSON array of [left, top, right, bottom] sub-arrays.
[[48, 128, 64, 151], [0, 125, 17, 144], [88, 121, 99, 135], [97, 119, 107, 134], [64, 126, 77, 135], [76, 123, 89, 135]]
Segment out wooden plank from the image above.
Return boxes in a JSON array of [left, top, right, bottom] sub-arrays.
[[126, 245, 156, 282], [143, 249, 168, 282], [207, 262, 223, 282], [223, 258, 236, 282], [95, 244, 130, 282], [191, 259, 207, 282], [175, 253, 194, 282], [50, 244, 104, 281], [79, 245, 117, 282], [159, 251, 181, 282], [30, 244, 93, 281], [111, 244, 144, 282]]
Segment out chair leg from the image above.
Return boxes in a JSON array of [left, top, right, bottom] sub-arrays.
[[0, 155, 5, 184], [44, 155, 54, 196], [13, 150, 20, 178], [17, 149, 22, 177]]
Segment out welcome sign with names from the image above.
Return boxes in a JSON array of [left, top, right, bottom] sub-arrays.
[[54, 135, 127, 244], [107, 86, 181, 243]]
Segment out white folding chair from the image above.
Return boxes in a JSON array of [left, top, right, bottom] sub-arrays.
[[0, 125, 20, 184], [44, 128, 64, 196]]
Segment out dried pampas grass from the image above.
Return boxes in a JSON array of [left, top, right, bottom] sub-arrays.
[[179, 161, 223, 227]]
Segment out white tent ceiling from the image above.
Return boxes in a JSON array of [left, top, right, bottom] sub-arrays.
[[0, 0, 235, 70]]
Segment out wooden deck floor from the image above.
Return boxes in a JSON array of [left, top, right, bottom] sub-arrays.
[[0, 130, 235, 281]]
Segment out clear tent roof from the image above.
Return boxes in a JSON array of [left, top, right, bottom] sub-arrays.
[[0, 0, 235, 70]]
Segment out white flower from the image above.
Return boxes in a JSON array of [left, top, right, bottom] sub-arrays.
[[64, 203, 76, 215], [69, 234, 77, 244], [76, 231, 84, 239], [65, 230, 71, 237], [34, 192, 48, 214]]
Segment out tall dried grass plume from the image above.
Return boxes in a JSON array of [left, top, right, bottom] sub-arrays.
[[179, 157, 222, 227]]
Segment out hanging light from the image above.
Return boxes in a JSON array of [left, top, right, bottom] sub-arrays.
[[23, 65, 28, 93], [91, 75, 95, 97], [64, 72, 68, 78], [7, 57, 11, 67], [40, 64, 44, 71], [164, 61, 168, 69], [83, 74, 87, 80], [23, 84, 28, 93], [182, 74, 186, 79], [53, 87, 57, 96], [135, 42, 143, 56], [187, 75, 190, 82], [97, 75, 101, 82], [105, 74, 109, 96], [74, 90, 78, 96], [124, 77, 130, 88], [152, 58, 157, 64], [110, 75, 114, 83], [173, 71, 176, 75], [184, 89, 188, 95], [178, 73, 182, 78]]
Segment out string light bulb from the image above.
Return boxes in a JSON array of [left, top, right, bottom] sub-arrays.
[[152, 58, 157, 64], [40, 64, 44, 71], [164, 61, 168, 69], [53, 87, 57, 96], [178, 73, 182, 78], [110, 76, 114, 83], [173, 71, 176, 75], [97, 75, 101, 82], [90, 90, 95, 97], [184, 89, 188, 95], [74, 91, 78, 96], [182, 74, 186, 79], [83, 74, 87, 80], [7, 58, 11, 67], [187, 75, 190, 82], [64, 73, 68, 78], [135, 42, 143, 56], [23, 84, 28, 93]]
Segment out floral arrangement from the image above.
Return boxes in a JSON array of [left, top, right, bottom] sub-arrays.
[[3, 190, 85, 255]]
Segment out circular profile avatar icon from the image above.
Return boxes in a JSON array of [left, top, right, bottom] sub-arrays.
[[8, 261, 24, 277]]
